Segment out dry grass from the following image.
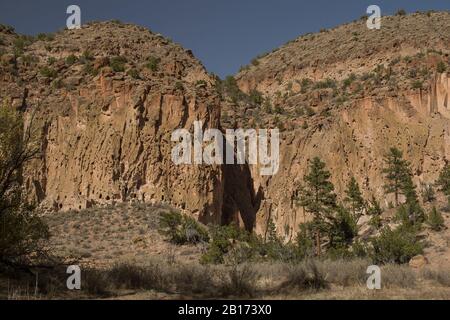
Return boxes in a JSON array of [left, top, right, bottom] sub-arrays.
[[280, 260, 329, 292], [3, 257, 450, 299], [5, 204, 444, 300], [43, 203, 204, 268], [381, 265, 416, 288], [421, 268, 450, 287]]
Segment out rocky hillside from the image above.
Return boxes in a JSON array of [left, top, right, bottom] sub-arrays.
[[223, 11, 450, 237], [0, 12, 449, 240], [0, 21, 222, 224]]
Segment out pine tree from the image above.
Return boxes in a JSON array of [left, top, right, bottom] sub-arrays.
[[344, 177, 365, 217], [295, 222, 315, 259], [436, 164, 450, 207], [382, 147, 410, 206], [427, 206, 445, 231], [328, 205, 359, 248], [266, 218, 278, 243], [297, 157, 337, 255], [400, 165, 425, 224], [367, 196, 383, 229]]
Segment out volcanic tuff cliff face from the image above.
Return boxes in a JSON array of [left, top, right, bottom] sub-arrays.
[[0, 21, 223, 224], [227, 12, 450, 238], [1, 12, 450, 238]]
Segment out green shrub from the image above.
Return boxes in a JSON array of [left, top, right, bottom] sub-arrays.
[[251, 58, 260, 66], [273, 105, 283, 114], [328, 206, 359, 248], [395, 9, 406, 16], [127, 68, 140, 79], [427, 207, 445, 231], [0, 101, 50, 266], [12, 36, 31, 56], [249, 89, 263, 105], [79, 50, 94, 64], [36, 33, 54, 42], [295, 106, 305, 116], [146, 56, 161, 72], [110, 56, 127, 72], [342, 73, 357, 89], [158, 210, 209, 245], [371, 226, 423, 264], [0, 24, 14, 33], [259, 219, 298, 262], [369, 214, 382, 229], [412, 80, 423, 89], [314, 78, 337, 89], [305, 106, 315, 117], [196, 80, 207, 87], [300, 78, 312, 93], [221, 76, 246, 104], [437, 61, 447, 73], [437, 164, 450, 207], [65, 54, 78, 66], [200, 224, 253, 264], [175, 81, 183, 91], [351, 240, 370, 258], [83, 62, 99, 76], [39, 66, 57, 78], [47, 57, 57, 65], [394, 201, 425, 225]]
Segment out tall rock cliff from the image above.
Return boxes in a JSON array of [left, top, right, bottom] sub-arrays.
[[0, 22, 222, 224], [224, 12, 450, 238]]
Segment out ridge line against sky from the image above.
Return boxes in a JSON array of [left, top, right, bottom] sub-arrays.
[[0, 0, 449, 78]]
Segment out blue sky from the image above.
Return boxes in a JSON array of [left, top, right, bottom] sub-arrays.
[[0, 0, 449, 77]]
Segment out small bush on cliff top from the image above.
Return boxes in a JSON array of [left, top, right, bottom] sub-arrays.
[[65, 54, 78, 66], [110, 56, 127, 72], [39, 66, 57, 79], [127, 68, 140, 79], [146, 56, 161, 72], [437, 61, 447, 73], [158, 210, 209, 245]]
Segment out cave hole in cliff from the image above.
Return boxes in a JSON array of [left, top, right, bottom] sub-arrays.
[[221, 162, 263, 232]]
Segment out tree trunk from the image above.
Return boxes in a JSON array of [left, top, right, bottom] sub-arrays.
[[395, 191, 399, 206], [316, 231, 321, 256]]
